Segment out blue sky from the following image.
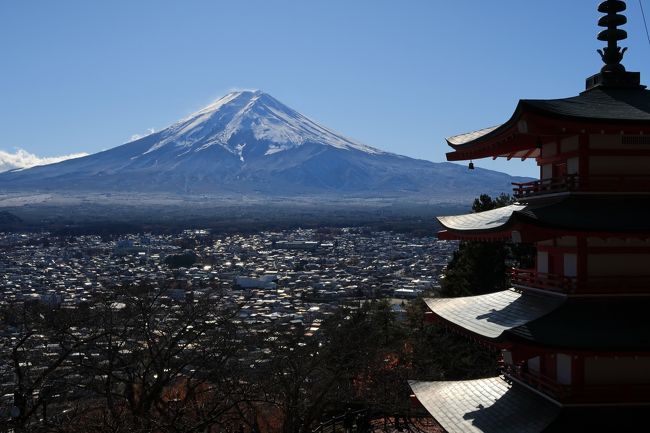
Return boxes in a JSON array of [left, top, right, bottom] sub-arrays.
[[1, 0, 650, 177]]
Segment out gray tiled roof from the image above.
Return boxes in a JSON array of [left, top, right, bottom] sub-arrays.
[[424, 289, 565, 339], [447, 87, 650, 149], [515, 196, 650, 232], [409, 377, 560, 433], [437, 205, 525, 233], [507, 298, 650, 350], [523, 87, 650, 122], [437, 197, 650, 235], [447, 126, 501, 146]]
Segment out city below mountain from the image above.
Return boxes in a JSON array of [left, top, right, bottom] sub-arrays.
[[0, 90, 527, 200]]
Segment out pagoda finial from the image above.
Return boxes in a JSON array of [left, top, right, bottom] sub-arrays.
[[597, 0, 629, 72], [586, 0, 642, 90]]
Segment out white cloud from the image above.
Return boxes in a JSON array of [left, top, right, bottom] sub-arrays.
[[129, 128, 155, 142], [0, 148, 89, 173]]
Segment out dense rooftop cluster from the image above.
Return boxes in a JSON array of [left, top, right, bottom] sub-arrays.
[[0, 227, 457, 421], [0, 228, 455, 314]]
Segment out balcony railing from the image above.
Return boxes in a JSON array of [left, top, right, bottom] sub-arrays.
[[503, 364, 570, 400], [512, 174, 650, 199], [511, 268, 650, 295], [512, 174, 579, 198], [510, 269, 576, 294]]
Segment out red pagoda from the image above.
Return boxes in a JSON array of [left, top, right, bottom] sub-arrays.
[[409, 1, 650, 432]]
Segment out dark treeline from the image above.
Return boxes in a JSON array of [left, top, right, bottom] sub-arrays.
[[0, 202, 468, 237], [46, 218, 445, 238]]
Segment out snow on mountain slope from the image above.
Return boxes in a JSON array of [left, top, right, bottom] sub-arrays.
[[0, 91, 527, 198], [143, 90, 382, 160]]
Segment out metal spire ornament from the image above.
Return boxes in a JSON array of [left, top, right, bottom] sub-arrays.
[[586, 0, 643, 90], [597, 0, 629, 72]]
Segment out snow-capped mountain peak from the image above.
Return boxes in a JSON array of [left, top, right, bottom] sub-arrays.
[[0, 90, 525, 199], [144, 90, 383, 158]]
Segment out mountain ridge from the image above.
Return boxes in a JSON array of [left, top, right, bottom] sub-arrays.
[[0, 90, 529, 199]]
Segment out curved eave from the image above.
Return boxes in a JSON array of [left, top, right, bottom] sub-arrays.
[[437, 224, 560, 243], [439, 226, 650, 243], [436, 204, 527, 241], [445, 100, 552, 162], [438, 229, 513, 242], [424, 289, 566, 340], [506, 298, 650, 352], [513, 196, 650, 235], [437, 197, 650, 242], [409, 378, 560, 433], [446, 90, 650, 162], [437, 204, 525, 232]]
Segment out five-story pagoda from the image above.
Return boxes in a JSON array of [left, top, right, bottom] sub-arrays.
[[410, 1, 650, 432]]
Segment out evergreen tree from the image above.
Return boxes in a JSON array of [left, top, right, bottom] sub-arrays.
[[439, 194, 534, 298]]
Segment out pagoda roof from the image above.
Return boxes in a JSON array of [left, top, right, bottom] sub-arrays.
[[514, 196, 650, 232], [507, 298, 650, 351], [437, 204, 525, 235], [448, 126, 501, 146], [524, 87, 650, 123], [446, 87, 650, 161], [424, 289, 565, 339], [409, 377, 560, 433], [437, 196, 650, 241]]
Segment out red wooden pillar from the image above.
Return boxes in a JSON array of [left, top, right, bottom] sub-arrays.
[[572, 354, 585, 395], [577, 236, 588, 293], [578, 134, 590, 181]]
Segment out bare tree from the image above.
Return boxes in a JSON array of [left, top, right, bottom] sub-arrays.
[[0, 300, 105, 432], [69, 286, 252, 433]]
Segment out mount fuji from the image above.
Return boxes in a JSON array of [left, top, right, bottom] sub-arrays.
[[0, 91, 525, 198]]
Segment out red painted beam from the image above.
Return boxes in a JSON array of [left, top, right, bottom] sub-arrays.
[[445, 107, 650, 162]]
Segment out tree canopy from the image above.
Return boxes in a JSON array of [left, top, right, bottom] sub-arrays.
[[439, 194, 534, 298]]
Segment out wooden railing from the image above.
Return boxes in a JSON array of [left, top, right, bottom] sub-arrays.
[[512, 174, 650, 198], [503, 364, 570, 399], [510, 269, 576, 294], [512, 174, 579, 198], [511, 268, 650, 295]]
